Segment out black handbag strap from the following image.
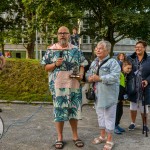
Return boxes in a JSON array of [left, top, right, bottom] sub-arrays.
[[96, 58, 110, 75], [91, 58, 110, 88]]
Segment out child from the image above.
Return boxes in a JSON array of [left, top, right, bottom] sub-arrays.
[[70, 27, 79, 47], [114, 60, 132, 134]]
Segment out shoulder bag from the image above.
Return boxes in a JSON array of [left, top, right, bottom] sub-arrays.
[[86, 58, 110, 101]]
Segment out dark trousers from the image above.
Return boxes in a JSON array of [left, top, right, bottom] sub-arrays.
[[115, 101, 123, 126]]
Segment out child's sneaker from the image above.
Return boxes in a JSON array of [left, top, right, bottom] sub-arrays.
[[144, 126, 149, 132], [128, 124, 135, 131]]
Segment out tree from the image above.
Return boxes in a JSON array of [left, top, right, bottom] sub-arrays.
[[36, 0, 83, 41], [65, 0, 150, 57], [7, 0, 83, 59], [8, 0, 39, 59], [1, 0, 46, 59], [0, 0, 18, 55]]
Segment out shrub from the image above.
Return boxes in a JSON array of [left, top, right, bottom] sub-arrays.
[[0, 58, 52, 102]]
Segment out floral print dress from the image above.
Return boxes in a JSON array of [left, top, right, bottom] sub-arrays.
[[41, 43, 88, 122]]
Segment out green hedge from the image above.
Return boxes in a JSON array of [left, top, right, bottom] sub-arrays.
[[0, 58, 52, 102]]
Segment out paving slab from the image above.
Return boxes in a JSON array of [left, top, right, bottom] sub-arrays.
[[0, 103, 150, 150]]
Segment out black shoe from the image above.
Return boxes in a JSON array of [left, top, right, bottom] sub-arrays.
[[0, 108, 2, 112], [128, 124, 135, 131], [144, 126, 149, 132]]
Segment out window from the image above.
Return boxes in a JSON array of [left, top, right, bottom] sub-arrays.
[[23, 38, 28, 43], [82, 35, 91, 44], [82, 19, 89, 29], [37, 37, 40, 44]]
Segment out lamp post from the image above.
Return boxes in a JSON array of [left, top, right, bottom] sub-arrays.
[[78, 19, 81, 50], [35, 14, 38, 59]]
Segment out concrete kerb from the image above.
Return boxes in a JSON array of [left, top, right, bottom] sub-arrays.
[[0, 100, 130, 107], [0, 100, 53, 105]]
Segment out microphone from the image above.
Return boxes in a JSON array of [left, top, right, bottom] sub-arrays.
[[59, 51, 63, 58], [56, 51, 63, 69]]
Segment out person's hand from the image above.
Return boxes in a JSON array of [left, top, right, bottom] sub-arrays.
[[142, 80, 148, 88], [88, 75, 94, 82], [55, 58, 63, 67], [92, 74, 101, 82], [88, 75, 101, 82]]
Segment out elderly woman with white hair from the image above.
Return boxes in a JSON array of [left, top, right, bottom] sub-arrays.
[[86, 40, 121, 150]]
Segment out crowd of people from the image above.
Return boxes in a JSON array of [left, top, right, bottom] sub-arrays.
[[41, 26, 150, 150], [0, 25, 150, 150]]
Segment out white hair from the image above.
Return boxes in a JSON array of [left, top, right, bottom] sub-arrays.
[[97, 40, 111, 52]]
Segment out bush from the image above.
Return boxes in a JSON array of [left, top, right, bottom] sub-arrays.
[[0, 58, 52, 102]]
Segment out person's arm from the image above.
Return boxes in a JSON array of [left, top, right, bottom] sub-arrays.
[[45, 63, 57, 72], [0, 55, 6, 70], [79, 66, 84, 80], [45, 58, 63, 72]]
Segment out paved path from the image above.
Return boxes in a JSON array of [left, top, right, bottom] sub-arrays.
[[0, 103, 150, 150]]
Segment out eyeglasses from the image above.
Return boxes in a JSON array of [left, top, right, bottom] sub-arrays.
[[57, 32, 69, 35]]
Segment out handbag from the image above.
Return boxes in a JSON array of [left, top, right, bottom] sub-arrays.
[[86, 83, 95, 101], [85, 58, 110, 101]]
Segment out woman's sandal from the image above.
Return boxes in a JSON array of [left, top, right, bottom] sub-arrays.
[[55, 140, 64, 149], [103, 141, 114, 150], [92, 136, 106, 144], [73, 139, 84, 148]]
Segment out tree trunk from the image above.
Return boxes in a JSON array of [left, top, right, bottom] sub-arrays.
[[26, 32, 36, 59], [27, 42, 35, 59], [110, 43, 115, 57], [105, 23, 116, 57], [91, 38, 95, 60]]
